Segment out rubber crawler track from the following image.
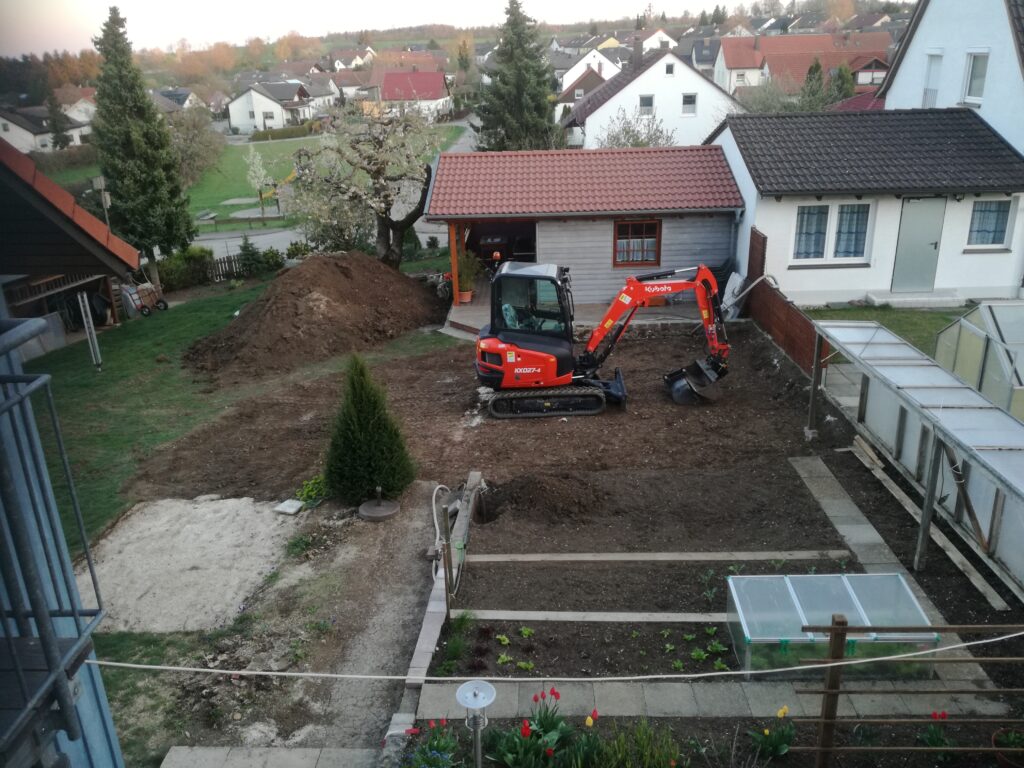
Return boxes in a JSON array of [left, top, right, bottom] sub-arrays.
[[487, 386, 607, 419]]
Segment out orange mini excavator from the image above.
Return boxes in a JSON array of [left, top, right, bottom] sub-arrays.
[[474, 261, 730, 418]]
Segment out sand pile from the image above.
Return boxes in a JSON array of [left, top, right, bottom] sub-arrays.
[[186, 252, 441, 380]]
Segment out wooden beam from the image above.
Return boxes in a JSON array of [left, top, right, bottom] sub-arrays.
[[448, 221, 459, 306]]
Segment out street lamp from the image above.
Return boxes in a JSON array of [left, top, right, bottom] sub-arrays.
[[455, 679, 496, 768]]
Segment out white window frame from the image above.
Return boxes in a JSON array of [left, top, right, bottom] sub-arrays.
[[681, 93, 697, 116], [638, 94, 654, 116], [574, 88, 584, 99], [962, 49, 989, 106], [788, 200, 875, 267], [736, 72, 747, 85], [964, 197, 1017, 251], [262, 111, 275, 121], [665, 63, 675, 75]]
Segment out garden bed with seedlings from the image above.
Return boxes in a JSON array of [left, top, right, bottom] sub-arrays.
[[429, 619, 738, 678]]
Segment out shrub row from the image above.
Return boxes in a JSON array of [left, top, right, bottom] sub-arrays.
[[250, 122, 316, 142]]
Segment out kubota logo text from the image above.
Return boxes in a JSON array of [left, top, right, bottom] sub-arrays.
[[644, 285, 674, 293]]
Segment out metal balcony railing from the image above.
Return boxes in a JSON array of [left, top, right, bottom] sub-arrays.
[[1, 317, 105, 768]]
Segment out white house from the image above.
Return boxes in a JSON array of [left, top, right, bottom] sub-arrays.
[[553, 68, 606, 123], [159, 87, 204, 109], [380, 71, 452, 122], [228, 82, 320, 134], [564, 49, 742, 149], [0, 108, 89, 154], [331, 47, 375, 70], [878, 0, 1024, 154], [61, 98, 96, 125], [641, 29, 678, 52], [559, 49, 620, 93], [708, 110, 1024, 306]]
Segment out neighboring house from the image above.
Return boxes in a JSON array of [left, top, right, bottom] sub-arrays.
[[424, 145, 744, 304], [306, 73, 341, 110], [828, 89, 886, 111], [564, 48, 742, 148], [474, 42, 496, 65], [708, 109, 1024, 306], [559, 48, 620, 92], [279, 60, 327, 76], [714, 32, 893, 94], [554, 68, 606, 122], [0, 107, 88, 153], [331, 47, 375, 70], [331, 69, 371, 100], [149, 89, 183, 117], [689, 37, 722, 78], [547, 50, 581, 85], [788, 12, 844, 34], [159, 87, 203, 109], [380, 71, 452, 121], [879, 0, 1024, 154], [54, 85, 97, 124], [641, 29, 678, 52], [844, 12, 891, 31], [227, 82, 318, 133]]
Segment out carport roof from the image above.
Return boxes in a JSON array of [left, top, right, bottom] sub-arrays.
[[0, 138, 140, 275], [424, 145, 744, 220]]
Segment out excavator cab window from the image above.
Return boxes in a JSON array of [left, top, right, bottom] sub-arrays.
[[493, 276, 570, 338]]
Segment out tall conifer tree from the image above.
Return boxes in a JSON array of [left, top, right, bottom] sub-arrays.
[[476, 0, 556, 151], [92, 7, 193, 282]]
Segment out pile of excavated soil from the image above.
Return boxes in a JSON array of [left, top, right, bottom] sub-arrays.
[[185, 252, 441, 381]]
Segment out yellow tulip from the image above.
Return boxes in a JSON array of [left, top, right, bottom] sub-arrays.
[[777, 705, 790, 719], [763, 729, 770, 736], [585, 716, 594, 728]]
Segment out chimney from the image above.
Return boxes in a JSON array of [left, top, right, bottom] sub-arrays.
[[631, 35, 643, 70]]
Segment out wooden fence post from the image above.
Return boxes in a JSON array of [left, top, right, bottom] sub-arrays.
[[815, 613, 848, 768]]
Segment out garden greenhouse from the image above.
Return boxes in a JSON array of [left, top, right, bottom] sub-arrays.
[[726, 573, 939, 678]]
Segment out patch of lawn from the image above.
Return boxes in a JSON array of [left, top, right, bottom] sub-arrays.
[[27, 283, 269, 546], [438, 124, 466, 151], [803, 305, 965, 357], [93, 631, 201, 768], [400, 253, 451, 274], [48, 163, 101, 187]]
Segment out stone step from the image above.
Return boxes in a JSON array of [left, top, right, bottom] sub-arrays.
[[160, 746, 380, 768]]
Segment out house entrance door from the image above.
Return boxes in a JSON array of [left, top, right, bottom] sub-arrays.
[[892, 198, 946, 293]]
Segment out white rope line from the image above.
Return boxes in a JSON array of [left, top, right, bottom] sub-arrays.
[[84, 629, 1024, 683]]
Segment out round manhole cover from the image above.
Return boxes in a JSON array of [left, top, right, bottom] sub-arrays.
[[358, 498, 400, 521]]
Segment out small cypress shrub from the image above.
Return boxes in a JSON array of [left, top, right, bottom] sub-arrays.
[[325, 355, 415, 505]]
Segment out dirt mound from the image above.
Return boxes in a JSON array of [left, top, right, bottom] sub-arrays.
[[185, 252, 442, 381], [479, 474, 606, 523]]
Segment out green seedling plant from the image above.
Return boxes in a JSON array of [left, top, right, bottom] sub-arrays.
[[806, 565, 818, 575], [516, 661, 535, 671], [691, 648, 709, 662], [704, 626, 718, 636], [495, 634, 511, 646], [497, 653, 514, 665], [702, 587, 718, 606], [518, 626, 534, 639], [770, 558, 787, 571], [295, 474, 327, 506], [707, 640, 728, 654], [659, 628, 672, 639], [638, 649, 647, 657], [682, 633, 696, 642], [663, 643, 676, 654], [630, 629, 641, 640], [713, 658, 729, 671], [698, 568, 716, 588], [671, 659, 685, 671], [727, 563, 745, 576]]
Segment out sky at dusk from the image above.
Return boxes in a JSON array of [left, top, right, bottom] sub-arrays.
[[0, 0, 720, 57]]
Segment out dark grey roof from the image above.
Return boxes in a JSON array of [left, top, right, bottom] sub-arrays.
[[692, 37, 721, 65], [598, 46, 633, 66], [880, 0, 1024, 97], [5, 106, 87, 133], [159, 87, 194, 106], [708, 109, 1024, 196], [148, 90, 182, 114], [252, 81, 307, 102], [546, 50, 579, 72]]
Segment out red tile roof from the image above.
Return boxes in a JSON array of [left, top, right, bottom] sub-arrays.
[[425, 146, 743, 219], [381, 71, 448, 101], [721, 32, 892, 90], [828, 89, 886, 111], [0, 138, 140, 271]]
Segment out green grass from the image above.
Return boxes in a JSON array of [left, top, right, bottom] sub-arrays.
[[186, 125, 465, 218], [93, 631, 201, 768], [48, 163, 101, 187], [803, 305, 965, 357], [27, 283, 464, 549], [400, 252, 451, 274]]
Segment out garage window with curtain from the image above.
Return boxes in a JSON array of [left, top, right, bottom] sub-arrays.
[[793, 205, 829, 259], [967, 200, 1012, 246], [792, 202, 873, 265], [614, 220, 660, 266]]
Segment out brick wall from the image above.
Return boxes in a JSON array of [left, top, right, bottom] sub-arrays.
[[745, 228, 826, 375]]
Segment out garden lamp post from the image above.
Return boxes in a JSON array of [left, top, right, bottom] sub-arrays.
[[456, 679, 496, 768]]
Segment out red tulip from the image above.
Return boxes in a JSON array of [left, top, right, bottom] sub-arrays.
[[440, 718, 447, 727], [521, 719, 531, 738], [533, 693, 539, 703], [545, 747, 554, 757], [591, 708, 599, 721], [540, 690, 546, 700], [428, 720, 436, 729]]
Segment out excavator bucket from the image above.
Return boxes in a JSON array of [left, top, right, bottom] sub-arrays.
[[664, 359, 724, 405]]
